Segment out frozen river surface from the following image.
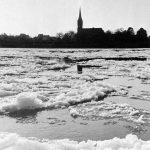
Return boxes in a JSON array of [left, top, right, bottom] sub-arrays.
[[1, 48, 150, 149]]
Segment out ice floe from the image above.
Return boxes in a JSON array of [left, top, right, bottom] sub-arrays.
[[69, 101, 150, 124], [130, 91, 150, 101], [52, 81, 115, 107], [1, 132, 150, 150], [0, 82, 116, 113]]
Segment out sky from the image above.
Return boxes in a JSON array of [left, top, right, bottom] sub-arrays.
[[0, 0, 150, 36]]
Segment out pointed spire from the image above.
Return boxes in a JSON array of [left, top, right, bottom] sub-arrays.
[[77, 7, 83, 33], [79, 7, 82, 19]]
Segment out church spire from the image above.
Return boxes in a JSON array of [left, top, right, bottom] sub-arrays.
[[79, 7, 82, 19], [77, 7, 83, 33]]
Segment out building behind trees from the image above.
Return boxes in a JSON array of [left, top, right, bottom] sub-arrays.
[[0, 8, 149, 48]]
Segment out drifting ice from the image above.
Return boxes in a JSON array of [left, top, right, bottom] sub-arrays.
[[1, 82, 116, 113], [1, 92, 44, 113], [69, 101, 150, 124]]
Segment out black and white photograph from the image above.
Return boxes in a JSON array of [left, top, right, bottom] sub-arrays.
[[1, 0, 150, 149]]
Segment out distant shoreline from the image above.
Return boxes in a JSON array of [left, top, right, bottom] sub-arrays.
[[0, 27, 150, 48]]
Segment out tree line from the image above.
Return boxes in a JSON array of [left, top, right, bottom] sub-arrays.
[[0, 27, 150, 48]]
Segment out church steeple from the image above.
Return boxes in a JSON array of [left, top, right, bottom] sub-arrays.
[[79, 8, 82, 19], [77, 8, 83, 33]]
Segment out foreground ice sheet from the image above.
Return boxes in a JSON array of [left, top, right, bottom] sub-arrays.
[[1, 132, 150, 150]]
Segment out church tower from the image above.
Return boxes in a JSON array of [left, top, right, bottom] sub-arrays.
[[77, 8, 83, 33]]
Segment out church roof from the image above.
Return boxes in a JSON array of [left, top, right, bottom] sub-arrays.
[[77, 8, 103, 34], [83, 28, 103, 31], [80, 28, 104, 34]]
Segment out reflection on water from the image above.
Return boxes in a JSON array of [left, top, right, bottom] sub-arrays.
[[8, 110, 38, 124]]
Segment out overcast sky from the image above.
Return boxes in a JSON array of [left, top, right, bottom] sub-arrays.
[[0, 0, 150, 36]]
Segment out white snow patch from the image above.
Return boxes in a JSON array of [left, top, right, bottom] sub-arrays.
[[0, 132, 150, 150]]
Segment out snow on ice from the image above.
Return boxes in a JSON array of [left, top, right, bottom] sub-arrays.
[[1, 132, 150, 150], [69, 101, 150, 124], [0, 81, 116, 113]]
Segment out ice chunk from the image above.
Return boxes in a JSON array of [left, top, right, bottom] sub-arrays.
[[0, 83, 20, 97], [49, 63, 70, 70], [2, 92, 44, 113], [1, 83, 14, 91], [53, 81, 115, 106], [0, 90, 18, 97], [69, 108, 79, 117]]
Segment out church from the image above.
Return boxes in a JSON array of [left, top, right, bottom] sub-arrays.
[[77, 8, 104, 35]]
